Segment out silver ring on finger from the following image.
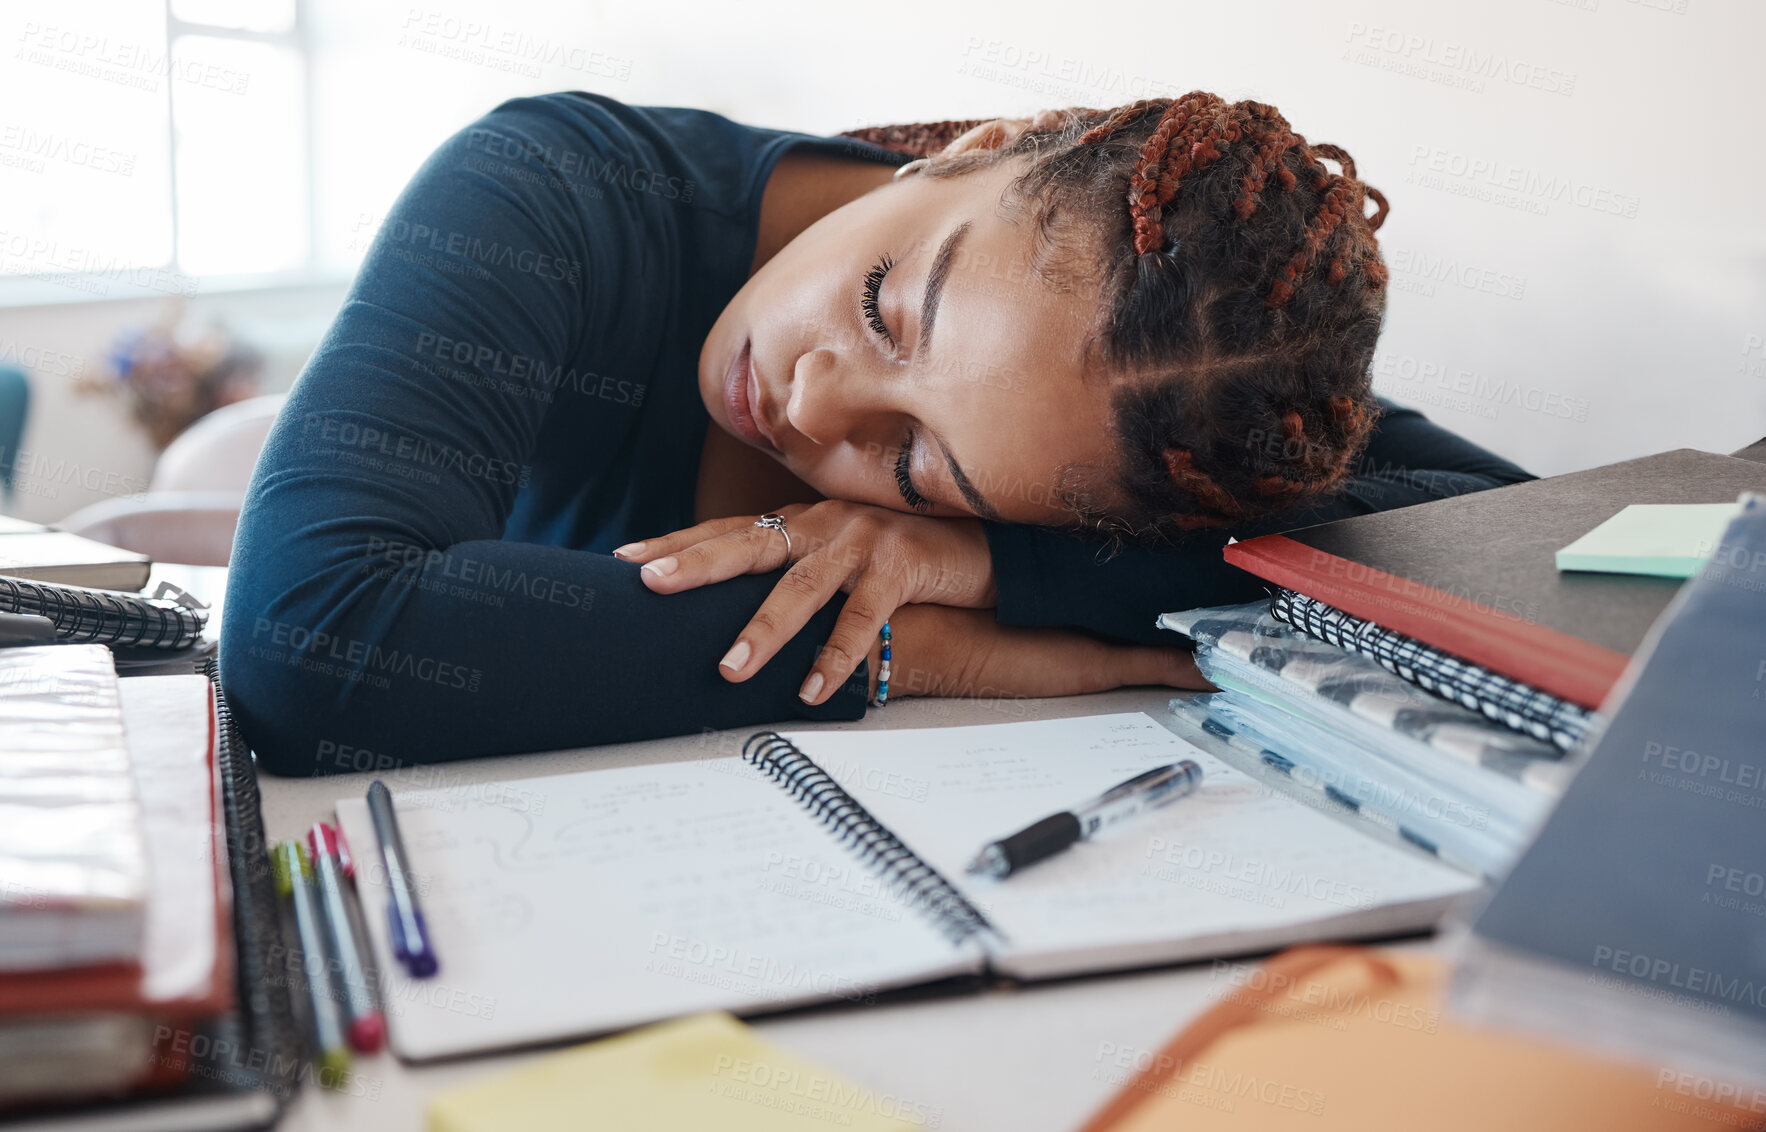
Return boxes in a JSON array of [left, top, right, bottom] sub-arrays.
[[753, 512, 792, 559]]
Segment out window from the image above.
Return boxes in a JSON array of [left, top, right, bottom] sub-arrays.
[[0, 0, 316, 300]]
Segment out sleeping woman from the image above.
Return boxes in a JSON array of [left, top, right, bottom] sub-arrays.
[[219, 90, 1532, 776]]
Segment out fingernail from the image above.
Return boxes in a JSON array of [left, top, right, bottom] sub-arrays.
[[799, 671, 824, 703], [720, 640, 751, 672], [612, 542, 644, 558], [642, 556, 678, 577]]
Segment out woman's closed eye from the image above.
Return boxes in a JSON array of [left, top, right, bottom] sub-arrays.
[[859, 252, 895, 348], [894, 431, 932, 512], [860, 255, 934, 512]]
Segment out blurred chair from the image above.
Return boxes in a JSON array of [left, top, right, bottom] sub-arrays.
[[0, 366, 29, 505], [60, 394, 285, 566], [146, 394, 285, 493]]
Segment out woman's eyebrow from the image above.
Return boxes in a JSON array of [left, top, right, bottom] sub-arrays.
[[918, 221, 972, 356], [926, 425, 1000, 520]]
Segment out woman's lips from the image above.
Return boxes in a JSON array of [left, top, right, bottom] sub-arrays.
[[722, 336, 777, 452]]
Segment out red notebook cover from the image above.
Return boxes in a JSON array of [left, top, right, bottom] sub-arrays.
[[1223, 448, 1766, 709]]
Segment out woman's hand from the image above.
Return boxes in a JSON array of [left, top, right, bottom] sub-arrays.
[[880, 604, 1214, 702], [612, 501, 998, 704]]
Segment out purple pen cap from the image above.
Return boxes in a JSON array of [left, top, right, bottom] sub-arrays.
[[388, 904, 438, 977]]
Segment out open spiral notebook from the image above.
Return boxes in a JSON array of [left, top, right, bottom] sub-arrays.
[[333, 712, 1479, 1062]]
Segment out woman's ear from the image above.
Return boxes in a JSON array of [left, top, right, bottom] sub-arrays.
[[936, 108, 1073, 157], [940, 117, 1032, 157], [903, 109, 1074, 179]]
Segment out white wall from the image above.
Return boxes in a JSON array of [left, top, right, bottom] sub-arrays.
[[0, 285, 346, 522], [3, 0, 1762, 524]]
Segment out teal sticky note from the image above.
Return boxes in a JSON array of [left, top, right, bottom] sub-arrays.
[[1555, 502, 1743, 577]]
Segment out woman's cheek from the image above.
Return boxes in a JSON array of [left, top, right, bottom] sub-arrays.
[[793, 449, 890, 508]]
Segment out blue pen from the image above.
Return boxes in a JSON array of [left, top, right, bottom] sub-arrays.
[[366, 780, 439, 978]]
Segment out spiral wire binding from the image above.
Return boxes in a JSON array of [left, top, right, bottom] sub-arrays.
[[1270, 589, 1594, 752], [204, 657, 302, 1109], [0, 574, 206, 649], [743, 731, 995, 946]]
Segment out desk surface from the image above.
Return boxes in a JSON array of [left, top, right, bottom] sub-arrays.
[[254, 685, 1445, 1132]]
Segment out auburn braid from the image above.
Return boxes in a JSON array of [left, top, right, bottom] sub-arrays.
[[1127, 95, 1242, 254], [838, 118, 994, 159], [840, 91, 1391, 541]]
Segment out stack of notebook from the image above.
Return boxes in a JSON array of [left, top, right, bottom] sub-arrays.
[[0, 648, 288, 1127], [1154, 446, 1766, 880], [0, 515, 209, 667], [1217, 447, 1766, 751], [1159, 602, 1569, 880]]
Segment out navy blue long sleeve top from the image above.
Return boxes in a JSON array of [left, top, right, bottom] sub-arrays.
[[219, 91, 1533, 776]]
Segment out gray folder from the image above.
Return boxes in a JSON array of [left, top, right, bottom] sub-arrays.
[[1455, 492, 1766, 1081]]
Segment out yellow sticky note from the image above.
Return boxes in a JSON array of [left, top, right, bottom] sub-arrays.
[[427, 1012, 933, 1132]]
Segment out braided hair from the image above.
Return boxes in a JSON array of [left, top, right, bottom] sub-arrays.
[[842, 93, 1390, 542]]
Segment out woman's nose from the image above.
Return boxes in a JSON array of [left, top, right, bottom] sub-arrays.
[[787, 347, 893, 448]]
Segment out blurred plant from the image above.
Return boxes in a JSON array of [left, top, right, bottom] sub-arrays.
[[79, 299, 263, 450]]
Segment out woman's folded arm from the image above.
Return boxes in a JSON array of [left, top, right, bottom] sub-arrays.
[[219, 97, 866, 776]]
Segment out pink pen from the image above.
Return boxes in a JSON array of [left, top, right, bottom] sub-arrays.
[[307, 822, 385, 1053]]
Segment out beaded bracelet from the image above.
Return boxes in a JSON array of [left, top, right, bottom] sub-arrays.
[[871, 621, 892, 707]]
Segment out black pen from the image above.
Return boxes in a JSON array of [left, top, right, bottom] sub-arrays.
[[366, 780, 439, 977], [966, 760, 1204, 879]]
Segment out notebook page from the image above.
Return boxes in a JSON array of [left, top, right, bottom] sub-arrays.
[[119, 675, 222, 1004], [783, 713, 1479, 981], [334, 757, 981, 1061]]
